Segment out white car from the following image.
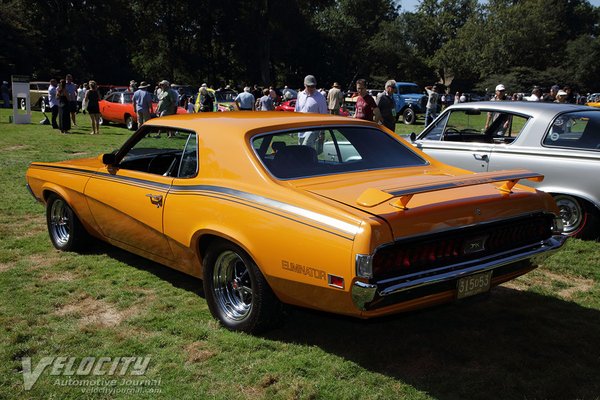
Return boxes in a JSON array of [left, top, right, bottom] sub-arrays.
[[411, 101, 600, 239]]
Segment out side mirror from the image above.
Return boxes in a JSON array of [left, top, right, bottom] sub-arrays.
[[409, 132, 416, 142], [102, 153, 117, 165]]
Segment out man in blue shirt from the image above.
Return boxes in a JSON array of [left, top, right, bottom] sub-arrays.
[[235, 87, 255, 111], [133, 81, 153, 126]]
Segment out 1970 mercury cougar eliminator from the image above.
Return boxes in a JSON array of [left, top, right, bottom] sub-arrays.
[[26, 112, 566, 333]]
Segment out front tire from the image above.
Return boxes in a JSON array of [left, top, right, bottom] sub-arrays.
[[553, 194, 600, 239], [46, 194, 89, 251], [203, 240, 283, 333], [403, 108, 416, 125], [98, 116, 105, 125]]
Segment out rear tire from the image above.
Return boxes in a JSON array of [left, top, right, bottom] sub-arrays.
[[46, 194, 89, 251], [203, 240, 283, 333], [125, 115, 136, 130], [99, 116, 105, 125], [40, 99, 47, 113], [553, 194, 600, 240]]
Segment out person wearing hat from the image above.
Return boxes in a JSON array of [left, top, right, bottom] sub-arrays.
[[555, 90, 568, 103], [424, 84, 440, 126], [133, 81, 153, 126], [544, 85, 560, 102], [326, 82, 344, 115], [157, 80, 177, 117], [295, 75, 328, 145], [485, 83, 509, 131]]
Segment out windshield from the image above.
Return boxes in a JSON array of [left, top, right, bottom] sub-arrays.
[[252, 126, 427, 179], [398, 85, 421, 95]]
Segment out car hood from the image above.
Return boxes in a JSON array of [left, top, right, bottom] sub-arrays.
[[295, 169, 552, 239]]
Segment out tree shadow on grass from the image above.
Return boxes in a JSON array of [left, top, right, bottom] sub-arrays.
[[85, 242, 600, 399], [264, 287, 600, 400]]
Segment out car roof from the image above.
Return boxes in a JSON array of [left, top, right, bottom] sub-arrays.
[[144, 111, 373, 136], [448, 101, 597, 116]]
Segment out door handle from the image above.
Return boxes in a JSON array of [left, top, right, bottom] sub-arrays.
[[145, 194, 163, 208], [473, 153, 488, 161]]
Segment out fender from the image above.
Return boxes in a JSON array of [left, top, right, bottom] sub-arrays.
[[537, 186, 600, 211]]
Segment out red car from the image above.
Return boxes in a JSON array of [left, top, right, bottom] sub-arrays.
[[274, 99, 296, 112], [99, 91, 186, 130], [275, 98, 350, 116]]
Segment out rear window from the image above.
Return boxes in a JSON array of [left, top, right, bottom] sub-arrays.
[[252, 126, 427, 179], [543, 111, 600, 151]]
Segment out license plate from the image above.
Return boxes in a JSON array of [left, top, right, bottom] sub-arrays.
[[456, 271, 492, 299]]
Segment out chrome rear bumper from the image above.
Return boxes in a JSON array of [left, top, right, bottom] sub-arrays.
[[351, 234, 567, 311]]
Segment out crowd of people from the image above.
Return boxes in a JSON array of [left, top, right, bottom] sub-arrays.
[[4, 73, 597, 135]]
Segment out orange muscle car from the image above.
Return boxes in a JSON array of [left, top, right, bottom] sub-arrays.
[[25, 112, 567, 333]]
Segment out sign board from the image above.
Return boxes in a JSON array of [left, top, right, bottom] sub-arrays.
[[12, 75, 31, 124]]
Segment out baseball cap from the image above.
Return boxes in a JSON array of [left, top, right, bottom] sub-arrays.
[[304, 75, 317, 87], [495, 84, 506, 91]]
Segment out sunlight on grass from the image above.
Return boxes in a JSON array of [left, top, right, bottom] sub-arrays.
[[1, 108, 599, 399]]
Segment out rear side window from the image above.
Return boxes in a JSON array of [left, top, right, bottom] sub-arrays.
[[253, 126, 427, 179], [421, 109, 529, 144], [543, 111, 600, 151]]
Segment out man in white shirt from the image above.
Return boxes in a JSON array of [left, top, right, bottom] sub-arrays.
[[48, 78, 59, 129], [295, 75, 327, 146], [526, 86, 542, 102]]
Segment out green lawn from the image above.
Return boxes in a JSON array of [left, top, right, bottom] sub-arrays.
[[1, 108, 599, 399]]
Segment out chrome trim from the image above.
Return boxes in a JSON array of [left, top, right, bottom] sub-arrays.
[[174, 185, 362, 237], [351, 235, 567, 311], [355, 254, 373, 278], [378, 235, 566, 297], [351, 281, 378, 311]]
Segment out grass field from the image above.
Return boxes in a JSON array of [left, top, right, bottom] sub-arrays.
[[1, 108, 599, 400]]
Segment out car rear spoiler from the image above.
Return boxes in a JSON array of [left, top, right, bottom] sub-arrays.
[[356, 169, 544, 209]]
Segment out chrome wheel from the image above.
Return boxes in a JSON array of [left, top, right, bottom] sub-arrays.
[[403, 108, 415, 125], [40, 100, 47, 113], [49, 198, 71, 247], [554, 194, 583, 235], [212, 250, 253, 321], [125, 115, 135, 130]]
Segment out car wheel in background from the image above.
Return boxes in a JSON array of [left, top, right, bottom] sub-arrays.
[[553, 194, 600, 240], [40, 99, 47, 113], [46, 194, 89, 251], [125, 115, 136, 130], [403, 108, 416, 125], [20, 98, 26, 111], [98, 116, 105, 125], [203, 240, 283, 333]]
